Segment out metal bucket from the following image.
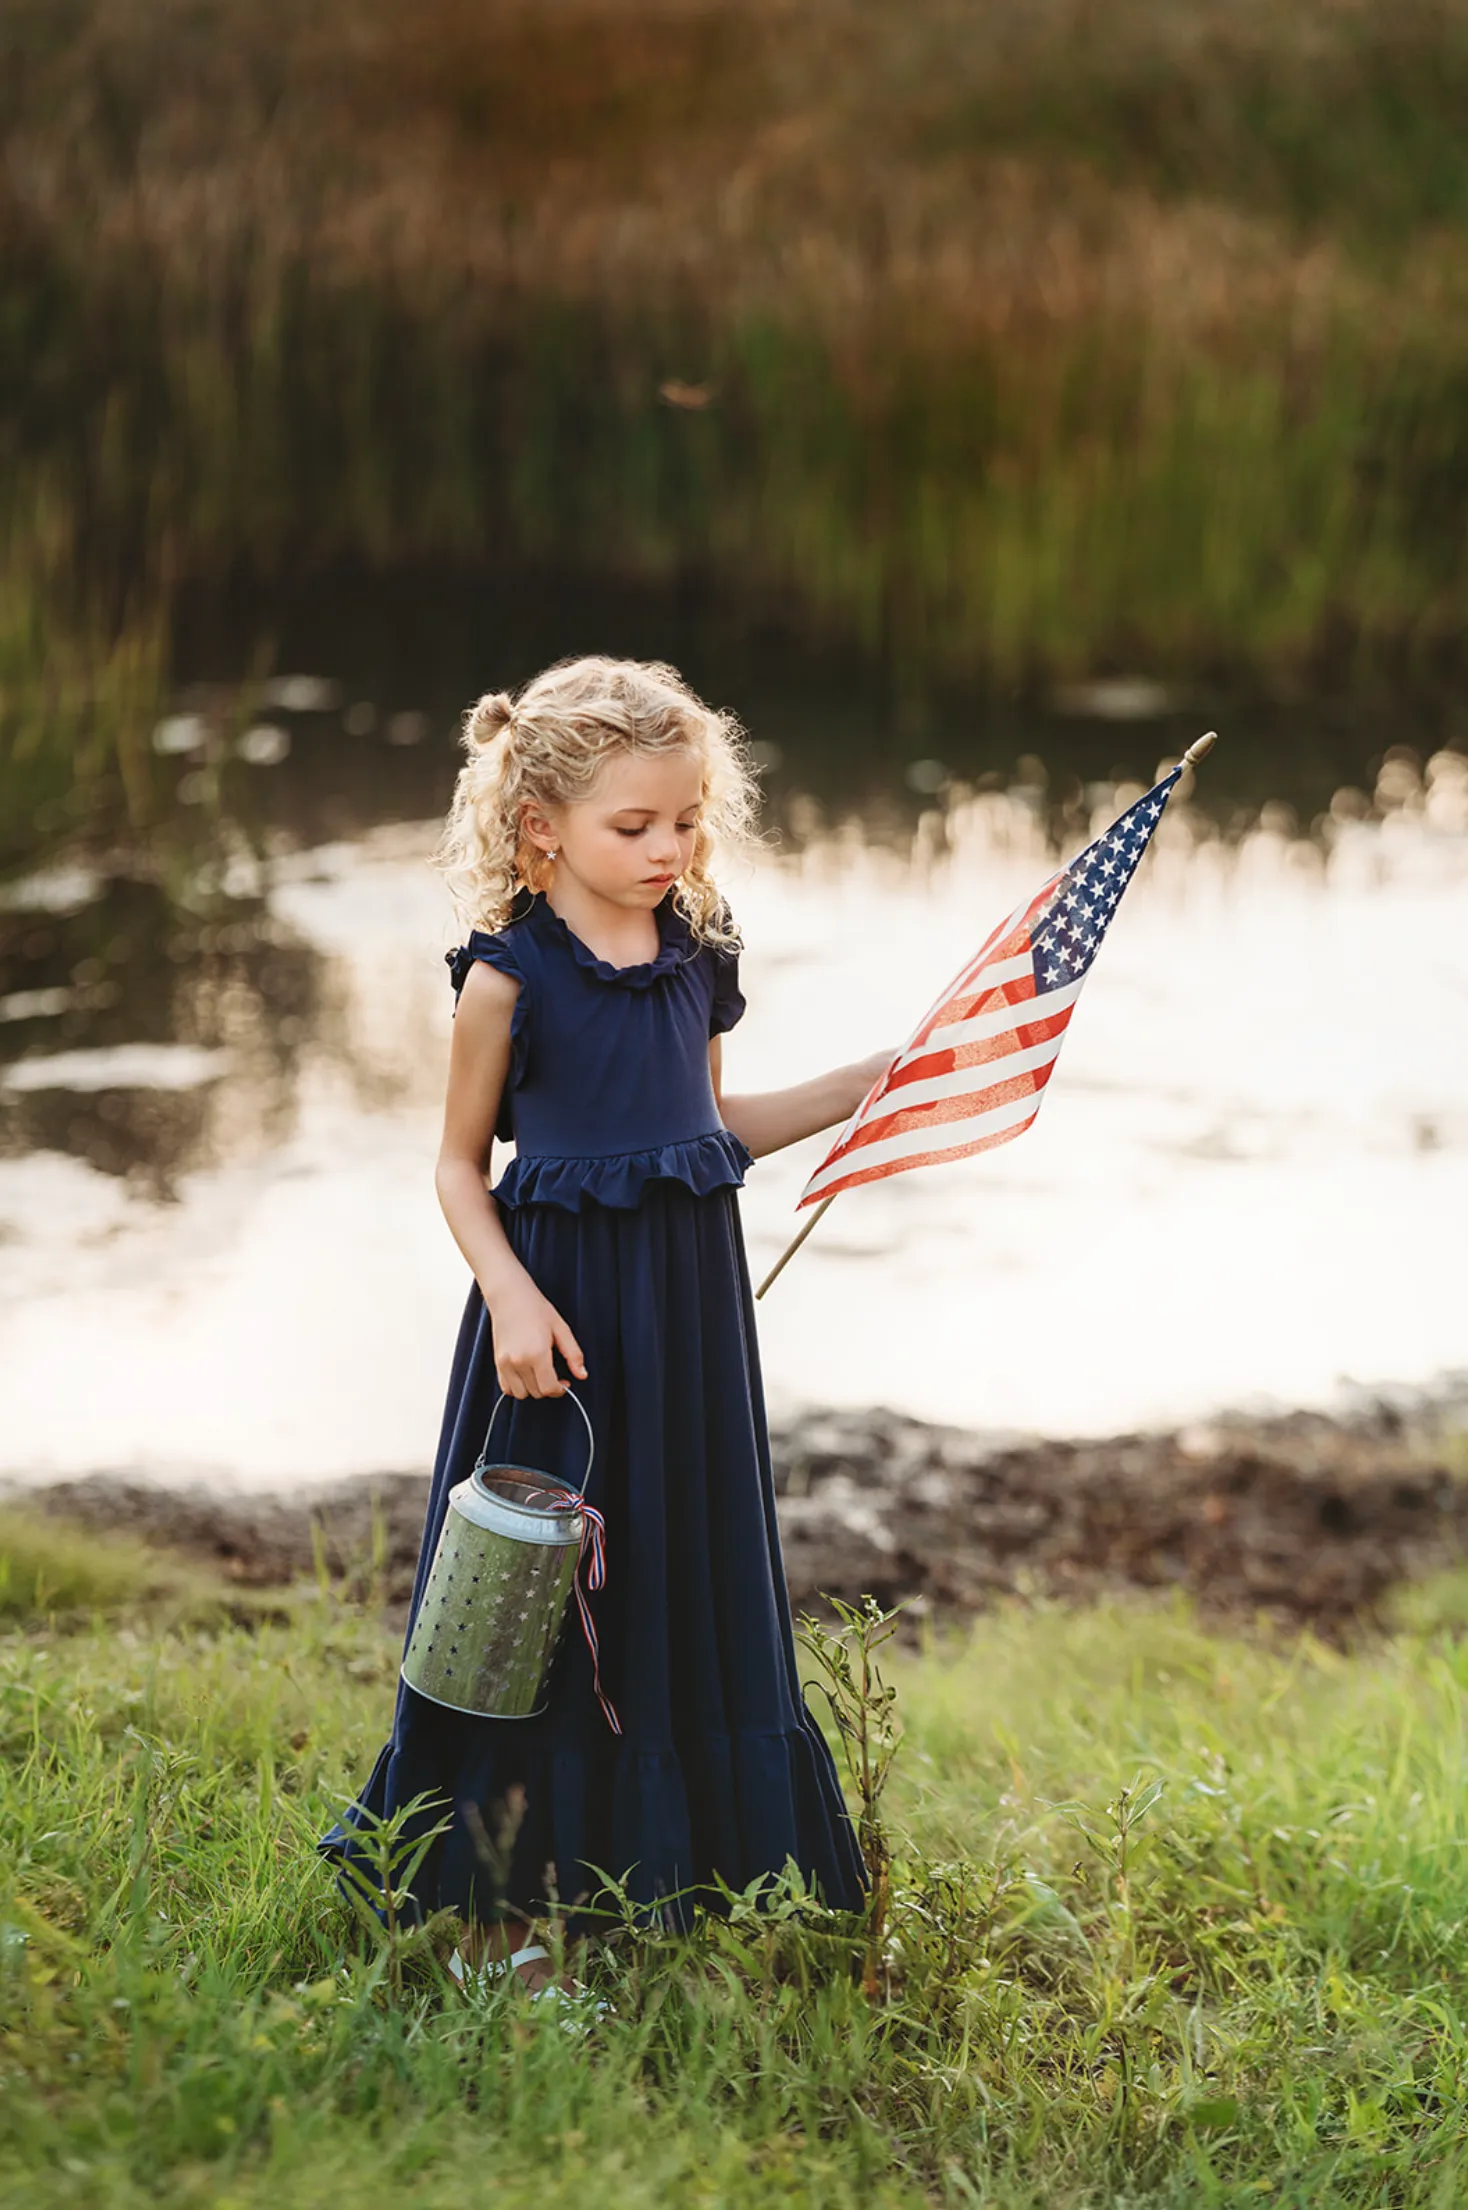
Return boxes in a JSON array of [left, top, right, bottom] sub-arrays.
[[400, 1389, 596, 1721]]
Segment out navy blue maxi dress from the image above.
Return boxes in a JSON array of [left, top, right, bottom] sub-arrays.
[[320, 886, 866, 1931]]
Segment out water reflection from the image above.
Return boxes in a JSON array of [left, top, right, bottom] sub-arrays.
[[167, 563, 1466, 828], [0, 712, 1464, 1487], [0, 869, 321, 1198], [3, 715, 1465, 1206]]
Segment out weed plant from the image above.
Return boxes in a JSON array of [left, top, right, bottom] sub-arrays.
[[4, 1509, 1468, 2205]]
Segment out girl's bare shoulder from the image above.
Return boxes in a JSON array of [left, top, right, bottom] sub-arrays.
[[454, 956, 520, 1023]]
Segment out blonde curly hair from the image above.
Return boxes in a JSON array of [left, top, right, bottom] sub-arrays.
[[434, 655, 761, 948]]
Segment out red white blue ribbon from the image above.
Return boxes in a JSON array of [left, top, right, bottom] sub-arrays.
[[530, 1484, 621, 1736]]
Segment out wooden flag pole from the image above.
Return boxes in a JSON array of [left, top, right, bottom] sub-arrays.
[[755, 1193, 835, 1300], [754, 732, 1219, 1301]]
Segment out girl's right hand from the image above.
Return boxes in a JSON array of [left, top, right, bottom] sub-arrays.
[[484, 1278, 588, 1399]]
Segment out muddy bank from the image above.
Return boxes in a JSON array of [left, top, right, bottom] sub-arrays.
[[23, 1385, 1468, 1636]]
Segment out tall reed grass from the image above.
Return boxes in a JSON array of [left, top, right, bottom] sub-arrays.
[[7, 0, 1468, 859]]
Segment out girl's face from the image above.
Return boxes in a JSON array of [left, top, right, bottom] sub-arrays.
[[528, 747, 705, 909]]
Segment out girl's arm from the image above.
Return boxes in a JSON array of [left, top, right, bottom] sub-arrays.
[[435, 961, 587, 1399], [711, 1037, 894, 1159]]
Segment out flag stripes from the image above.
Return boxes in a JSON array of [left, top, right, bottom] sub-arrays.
[[797, 771, 1181, 1208]]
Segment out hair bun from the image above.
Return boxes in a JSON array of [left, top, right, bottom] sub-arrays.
[[465, 690, 515, 748]]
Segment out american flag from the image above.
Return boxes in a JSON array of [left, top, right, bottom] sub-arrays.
[[798, 767, 1184, 1208]]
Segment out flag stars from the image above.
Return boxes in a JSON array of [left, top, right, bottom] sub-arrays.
[[1030, 783, 1175, 993]]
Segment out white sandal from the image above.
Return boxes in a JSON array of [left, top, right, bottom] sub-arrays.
[[447, 1940, 611, 2022], [447, 1938, 549, 1993]]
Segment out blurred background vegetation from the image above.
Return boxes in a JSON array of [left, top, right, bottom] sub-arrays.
[[6, 0, 1468, 862]]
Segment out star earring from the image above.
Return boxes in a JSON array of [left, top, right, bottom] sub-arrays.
[[545, 848, 558, 861]]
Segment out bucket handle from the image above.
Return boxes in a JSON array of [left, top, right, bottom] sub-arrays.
[[478, 1386, 595, 1498]]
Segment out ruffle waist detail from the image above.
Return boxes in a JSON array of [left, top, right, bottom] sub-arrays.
[[492, 1127, 753, 1212]]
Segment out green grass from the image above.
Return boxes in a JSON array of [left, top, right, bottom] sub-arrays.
[[5, 1513, 1468, 2206], [0, 1507, 240, 1628], [0, 1509, 176, 1623]]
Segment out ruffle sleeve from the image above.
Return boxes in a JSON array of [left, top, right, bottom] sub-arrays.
[[445, 928, 528, 1144], [707, 922, 746, 1038]]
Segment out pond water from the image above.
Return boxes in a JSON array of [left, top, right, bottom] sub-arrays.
[[2, 575, 1465, 1489]]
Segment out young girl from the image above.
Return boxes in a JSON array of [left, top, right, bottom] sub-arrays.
[[323, 655, 887, 1994]]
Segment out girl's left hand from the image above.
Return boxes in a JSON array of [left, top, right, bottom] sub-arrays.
[[848, 1045, 899, 1107]]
